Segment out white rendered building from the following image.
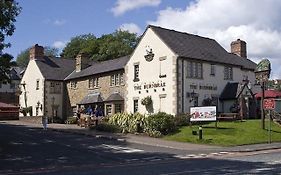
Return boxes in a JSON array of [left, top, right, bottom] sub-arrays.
[[125, 25, 257, 115], [19, 44, 75, 119]]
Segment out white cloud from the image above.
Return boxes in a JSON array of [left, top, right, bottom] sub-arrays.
[[119, 23, 142, 34], [149, 0, 281, 78], [53, 19, 66, 26], [52, 41, 67, 50], [111, 0, 161, 16]]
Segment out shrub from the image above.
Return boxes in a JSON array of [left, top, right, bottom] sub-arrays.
[[145, 112, 175, 135], [108, 113, 146, 133], [141, 96, 152, 106], [174, 113, 191, 127], [20, 106, 32, 116], [66, 117, 77, 124]]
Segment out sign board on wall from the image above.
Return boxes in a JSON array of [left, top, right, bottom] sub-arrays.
[[190, 106, 217, 122]]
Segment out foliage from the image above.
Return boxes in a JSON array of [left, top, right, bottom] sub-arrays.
[[66, 117, 77, 124], [61, 30, 139, 61], [19, 106, 32, 116], [52, 117, 64, 124], [0, 0, 21, 52], [145, 112, 175, 135], [164, 120, 281, 146], [61, 34, 97, 59], [0, 53, 16, 82], [16, 46, 59, 68], [108, 112, 146, 133], [141, 96, 152, 106], [174, 113, 191, 127]]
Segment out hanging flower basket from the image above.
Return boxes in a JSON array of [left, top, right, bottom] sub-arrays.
[[141, 96, 152, 106]]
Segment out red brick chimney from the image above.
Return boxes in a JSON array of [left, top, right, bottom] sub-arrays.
[[29, 44, 44, 60], [231, 39, 247, 58]]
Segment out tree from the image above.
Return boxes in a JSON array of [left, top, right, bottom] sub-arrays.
[[61, 34, 97, 59], [0, 0, 21, 82], [0, 53, 16, 83], [0, 0, 21, 53], [61, 30, 139, 61], [16, 46, 59, 68]]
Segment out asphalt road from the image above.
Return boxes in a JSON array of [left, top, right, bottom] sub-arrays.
[[0, 123, 281, 175]]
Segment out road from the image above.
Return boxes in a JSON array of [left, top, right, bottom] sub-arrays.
[[0, 122, 281, 174]]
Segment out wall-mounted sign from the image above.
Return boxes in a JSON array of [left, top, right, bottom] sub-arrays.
[[134, 81, 166, 91], [189, 83, 217, 91], [144, 46, 154, 62], [190, 106, 217, 121]]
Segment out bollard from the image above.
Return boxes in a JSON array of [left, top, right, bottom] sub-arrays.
[[199, 126, 203, 140]]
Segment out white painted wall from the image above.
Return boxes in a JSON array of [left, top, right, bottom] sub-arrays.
[[125, 28, 177, 115], [19, 60, 44, 116], [182, 60, 256, 113]]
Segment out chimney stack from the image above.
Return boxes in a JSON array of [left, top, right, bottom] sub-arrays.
[[231, 39, 247, 58], [75, 52, 90, 72], [30, 44, 44, 60]]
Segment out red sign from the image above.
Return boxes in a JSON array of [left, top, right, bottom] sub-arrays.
[[263, 99, 275, 110]]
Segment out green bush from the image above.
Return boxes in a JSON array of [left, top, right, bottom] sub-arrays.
[[174, 113, 191, 127], [66, 117, 77, 124], [108, 113, 146, 133], [145, 112, 175, 135]]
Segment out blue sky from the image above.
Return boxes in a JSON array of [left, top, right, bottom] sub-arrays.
[[5, 0, 187, 57], [4, 0, 281, 78]]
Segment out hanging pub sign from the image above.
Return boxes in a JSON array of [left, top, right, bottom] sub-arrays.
[[255, 58, 271, 83]]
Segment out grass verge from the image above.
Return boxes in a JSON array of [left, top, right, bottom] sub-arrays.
[[164, 119, 281, 146]]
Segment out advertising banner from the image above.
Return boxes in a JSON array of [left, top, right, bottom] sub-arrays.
[[190, 106, 217, 122]]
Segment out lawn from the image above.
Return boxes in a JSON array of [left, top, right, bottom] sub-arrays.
[[164, 119, 281, 146]]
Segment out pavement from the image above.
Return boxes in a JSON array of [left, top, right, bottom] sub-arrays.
[[2, 119, 281, 154]]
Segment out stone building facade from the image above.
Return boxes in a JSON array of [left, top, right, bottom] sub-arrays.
[[65, 55, 129, 117]]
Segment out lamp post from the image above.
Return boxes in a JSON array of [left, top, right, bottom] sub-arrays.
[[254, 59, 271, 129]]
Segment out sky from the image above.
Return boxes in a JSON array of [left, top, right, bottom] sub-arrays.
[[4, 0, 281, 79]]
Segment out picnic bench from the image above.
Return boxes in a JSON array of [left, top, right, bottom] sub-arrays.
[[217, 113, 239, 121]]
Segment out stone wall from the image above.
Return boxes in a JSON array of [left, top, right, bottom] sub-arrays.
[[65, 70, 125, 116]]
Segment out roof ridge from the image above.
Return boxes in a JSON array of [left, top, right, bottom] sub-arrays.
[[148, 25, 215, 41]]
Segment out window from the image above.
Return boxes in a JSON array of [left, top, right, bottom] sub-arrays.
[[36, 80, 39, 90], [224, 66, 233, 80], [70, 81, 77, 89], [115, 104, 122, 113], [120, 73, 124, 85], [50, 82, 61, 93], [186, 61, 203, 79], [159, 56, 167, 78], [115, 74, 120, 86], [134, 64, 140, 82], [106, 104, 112, 116], [89, 77, 99, 89], [210, 64, 216, 76], [133, 99, 138, 113], [110, 75, 115, 86]]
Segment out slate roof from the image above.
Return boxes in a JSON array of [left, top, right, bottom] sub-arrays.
[[149, 25, 257, 70], [65, 56, 129, 80], [104, 93, 124, 102], [9, 67, 23, 80], [35, 57, 75, 81], [219, 82, 239, 100], [78, 93, 103, 104]]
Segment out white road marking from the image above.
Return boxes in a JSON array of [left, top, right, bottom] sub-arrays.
[[101, 144, 144, 153]]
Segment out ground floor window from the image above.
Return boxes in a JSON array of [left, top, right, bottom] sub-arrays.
[[115, 104, 122, 113], [133, 99, 138, 113], [106, 104, 112, 116]]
